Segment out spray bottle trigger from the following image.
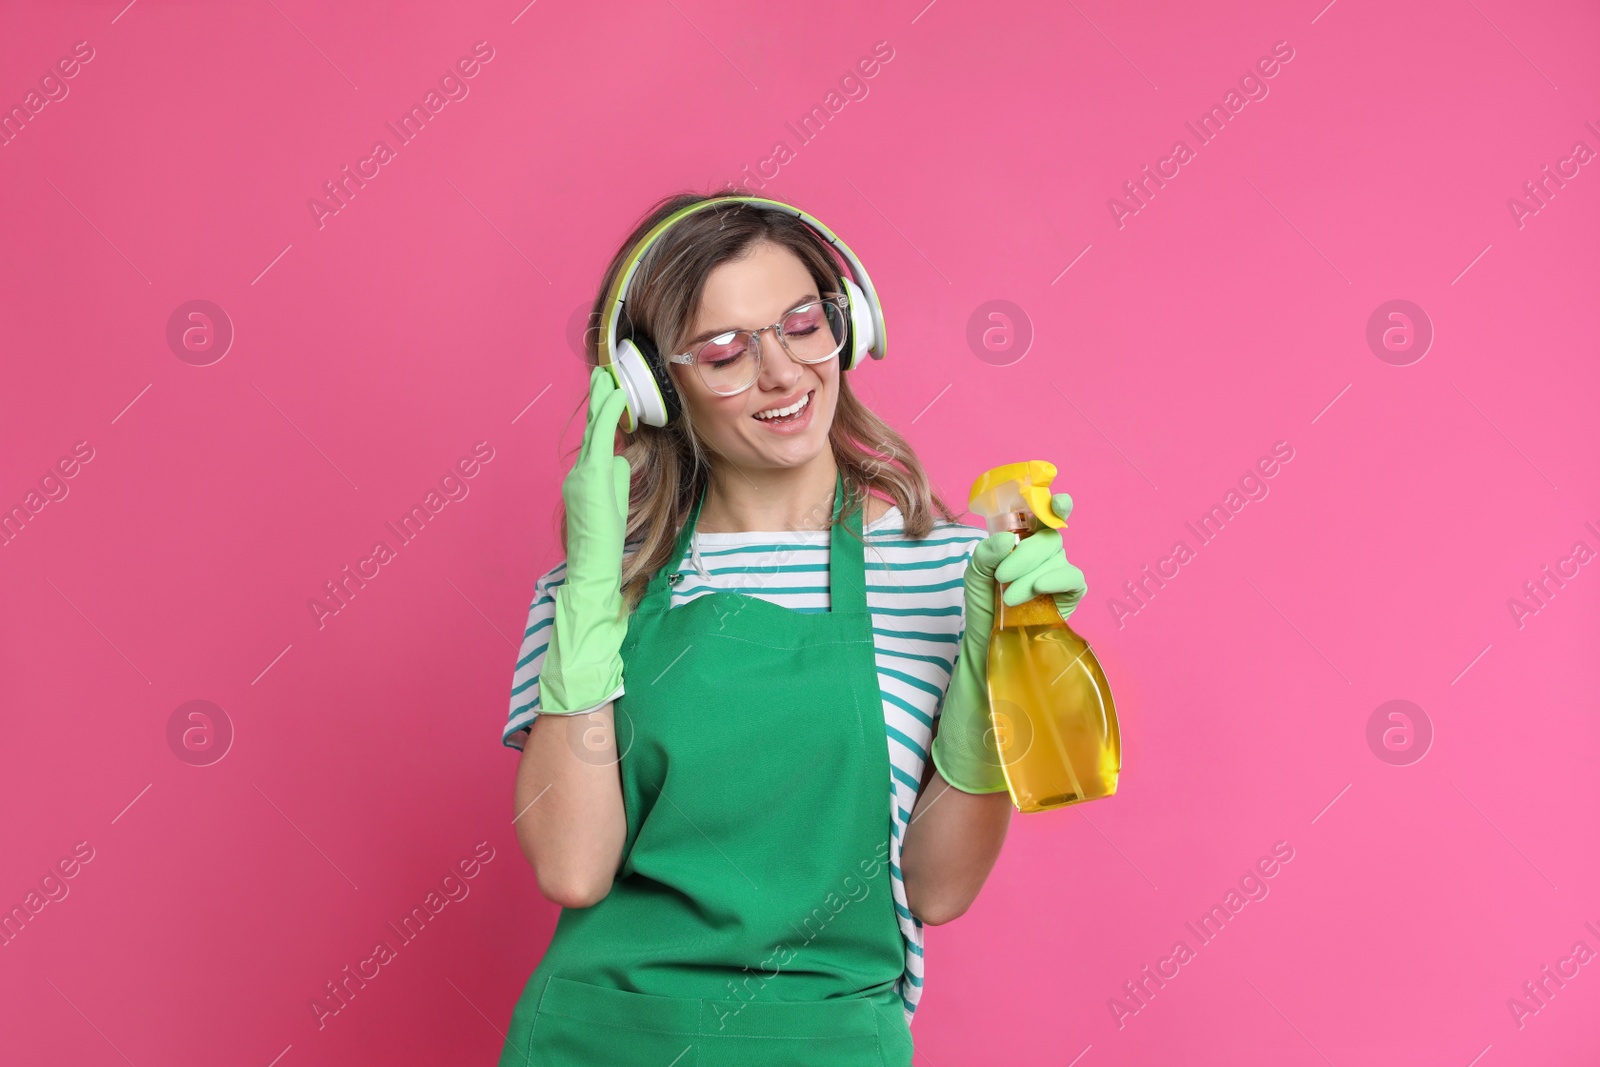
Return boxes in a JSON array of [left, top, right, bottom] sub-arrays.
[[1021, 485, 1066, 529]]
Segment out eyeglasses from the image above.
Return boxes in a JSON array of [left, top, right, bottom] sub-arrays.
[[667, 293, 850, 396]]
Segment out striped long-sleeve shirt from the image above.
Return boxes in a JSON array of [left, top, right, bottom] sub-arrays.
[[503, 503, 988, 1025]]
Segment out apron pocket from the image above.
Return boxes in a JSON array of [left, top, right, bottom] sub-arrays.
[[524, 977, 898, 1067], [527, 976, 699, 1066], [696, 1032, 882, 1067], [697, 993, 886, 1067]]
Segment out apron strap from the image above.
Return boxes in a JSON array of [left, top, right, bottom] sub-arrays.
[[637, 468, 867, 616], [827, 470, 868, 616]]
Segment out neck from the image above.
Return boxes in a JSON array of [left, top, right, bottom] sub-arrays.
[[696, 452, 839, 534]]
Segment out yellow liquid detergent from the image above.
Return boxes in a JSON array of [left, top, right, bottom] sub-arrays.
[[971, 462, 1121, 813]]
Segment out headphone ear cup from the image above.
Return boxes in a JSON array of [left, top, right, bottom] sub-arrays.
[[839, 276, 876, 371], [611, 334, 680, 429], [613, 331, 682, 428]]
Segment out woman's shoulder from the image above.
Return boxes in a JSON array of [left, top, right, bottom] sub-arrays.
[[865, 497, 986, 550], [864, 493, 894, 528]]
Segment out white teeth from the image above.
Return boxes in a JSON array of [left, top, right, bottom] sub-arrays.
[[754, 391, 811, 420]]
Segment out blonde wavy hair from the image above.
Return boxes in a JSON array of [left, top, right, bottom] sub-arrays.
[[557, 191, 960, 611]]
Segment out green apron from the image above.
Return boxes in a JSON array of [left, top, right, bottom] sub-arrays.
[[498, 469, 915, 1067]]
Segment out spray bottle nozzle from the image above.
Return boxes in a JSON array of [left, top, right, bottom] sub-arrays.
[[968, 461, 1066, 537]]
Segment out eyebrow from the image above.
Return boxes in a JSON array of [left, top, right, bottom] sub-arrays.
[[681, 292, 820, 349]]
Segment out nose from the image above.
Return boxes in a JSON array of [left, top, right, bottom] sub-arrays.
[[754, 326, 804, 391]]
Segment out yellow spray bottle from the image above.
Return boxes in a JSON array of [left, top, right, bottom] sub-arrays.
[[969, 461, 1121, 812]]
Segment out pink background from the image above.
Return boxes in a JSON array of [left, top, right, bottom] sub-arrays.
[[2, 0, 1597, 1063]]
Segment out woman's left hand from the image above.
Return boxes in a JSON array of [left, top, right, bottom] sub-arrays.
[[932, 492, 1088, 795], [991, 492, 1087, 618]]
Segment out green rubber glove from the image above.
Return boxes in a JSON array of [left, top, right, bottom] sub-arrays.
[[539, 367, 633, 715], [931, 493, 1087, 794]]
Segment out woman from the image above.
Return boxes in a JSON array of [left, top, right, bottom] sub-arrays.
[[498, 192, 1086, 1066]]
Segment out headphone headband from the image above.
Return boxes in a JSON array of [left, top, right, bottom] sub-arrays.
[[596, 195, 886, 432]]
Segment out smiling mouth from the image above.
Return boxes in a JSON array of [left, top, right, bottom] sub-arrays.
[[752, 390, 813, 423]]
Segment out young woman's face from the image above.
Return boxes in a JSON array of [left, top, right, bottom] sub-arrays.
[[668, 240, 841, 472]]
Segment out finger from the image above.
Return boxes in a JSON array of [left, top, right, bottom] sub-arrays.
[[586, 366, 612, 421], [967, 532, 1015, 578], [587, 365, 619, 422], [1029, 560, 1087, 599], [1002, 569, 1043, 606], [587, 388, 628, 462], [612, 454, 631, 518], [1051, 492, 1074, 522], [578, 368, 607, 455], [1002, 558, 1083, 607], [993, 530, 1060, 584], [1000, 559, 1048, 605]]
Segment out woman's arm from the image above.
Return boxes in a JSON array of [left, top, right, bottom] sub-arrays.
[[512, 708, 628, 909], [899, 729, 1012, 925], [510, 368, 636, 909]]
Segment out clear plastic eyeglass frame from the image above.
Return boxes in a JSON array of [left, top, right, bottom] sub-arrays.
[[666, 292, 850, 396]]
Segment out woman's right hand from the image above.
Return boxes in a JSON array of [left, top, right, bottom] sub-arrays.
[[562, 367, 632, 579], [538, 367, 633, 715]]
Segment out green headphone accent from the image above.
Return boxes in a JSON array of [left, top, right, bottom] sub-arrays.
[[595, 195, 887, 433]]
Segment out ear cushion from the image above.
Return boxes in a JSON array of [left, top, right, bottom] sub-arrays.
[[839, 276, 876, 371], [635, 333, 683, 425]]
